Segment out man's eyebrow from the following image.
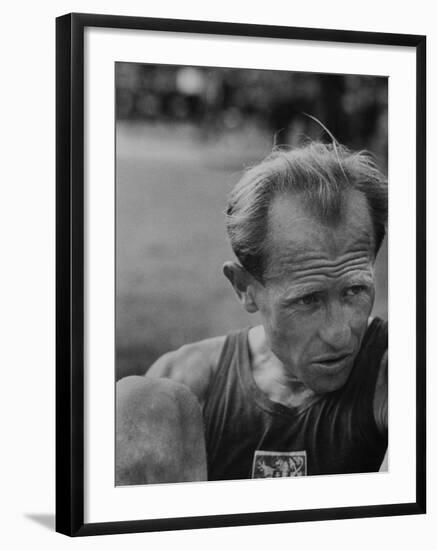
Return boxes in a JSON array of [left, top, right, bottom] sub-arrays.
[[343, 272, 375, 285], [278, 273, 375, 300], [280, 284, 324, 300]]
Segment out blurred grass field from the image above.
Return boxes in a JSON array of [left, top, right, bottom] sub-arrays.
[[116, 122, 387, 381]]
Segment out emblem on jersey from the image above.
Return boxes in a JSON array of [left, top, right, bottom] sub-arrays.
[[252, 450, 307, 478]]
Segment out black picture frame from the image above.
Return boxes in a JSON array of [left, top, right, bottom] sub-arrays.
[[56, 12, 426, 537]]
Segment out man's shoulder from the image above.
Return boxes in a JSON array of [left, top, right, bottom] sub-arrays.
[[145, 335, 227, 404]]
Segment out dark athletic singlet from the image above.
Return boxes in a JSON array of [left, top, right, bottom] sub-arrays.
[[203, 318, 388, 480]]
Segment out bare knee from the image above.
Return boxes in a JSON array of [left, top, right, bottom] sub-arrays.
[[116, 376, 207, 485], [118, 375, 200, 415]]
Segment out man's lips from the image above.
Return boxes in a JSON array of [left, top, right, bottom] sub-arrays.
[[311, 352, 353, 374], [313, 352, 351, 364]]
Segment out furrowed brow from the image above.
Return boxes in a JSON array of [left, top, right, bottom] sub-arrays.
[[281, 284, 325, 301]]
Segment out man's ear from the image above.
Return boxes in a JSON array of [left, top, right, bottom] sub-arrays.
[[223, 261, 259, 313]]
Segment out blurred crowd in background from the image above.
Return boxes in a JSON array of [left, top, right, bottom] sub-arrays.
[[116, 63, 387, 167]]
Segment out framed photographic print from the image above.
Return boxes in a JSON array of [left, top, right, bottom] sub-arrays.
[[56, 12, 426, 536]]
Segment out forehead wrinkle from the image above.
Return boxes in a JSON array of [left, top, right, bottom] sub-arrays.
[[266, 257, 373, 283], [263, 190, 375, 280], [276, 248, 371, 267], [293, 258, 372, 276], [289, 264, 374, 283], [265, 244, 373, 279], [267, 224, 373, 258]]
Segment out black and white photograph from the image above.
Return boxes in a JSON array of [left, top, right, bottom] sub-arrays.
[[52, 9, 426, 539], [1, 0, 433, 546], [115, 63, 389, 485]]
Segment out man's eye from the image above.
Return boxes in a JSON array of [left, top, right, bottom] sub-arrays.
[[344, 285, 367, 297], [296, 293, 321, 306]]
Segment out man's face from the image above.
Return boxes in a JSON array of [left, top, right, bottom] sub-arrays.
[[253, 190, 376, 394]]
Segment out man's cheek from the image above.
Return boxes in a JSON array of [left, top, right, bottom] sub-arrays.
[[360, 286, 375, 315], [271, 322, 303, 362], [351, 299, 373, 326]]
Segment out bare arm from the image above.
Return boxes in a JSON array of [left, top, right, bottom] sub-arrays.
[[116, 376, 207, 485], [116, 337, 225, 485], [144, 336, 226, 408], [373, 350, 388, 471]]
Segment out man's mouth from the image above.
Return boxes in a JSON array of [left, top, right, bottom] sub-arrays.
[[311, 352, 353, 372]]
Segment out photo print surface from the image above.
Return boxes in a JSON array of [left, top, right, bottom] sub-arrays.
[[115, 63, 388, 486]]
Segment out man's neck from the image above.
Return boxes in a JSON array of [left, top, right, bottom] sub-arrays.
[[247, 325, 317, 409]]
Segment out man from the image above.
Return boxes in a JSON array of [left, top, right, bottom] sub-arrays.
[[116, 141, 388, 485]]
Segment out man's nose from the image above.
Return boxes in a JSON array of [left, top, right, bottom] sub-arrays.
[[319, 304, 352, 350]]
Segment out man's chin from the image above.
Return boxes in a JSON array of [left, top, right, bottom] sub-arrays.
[[306, 363, 353, 394]]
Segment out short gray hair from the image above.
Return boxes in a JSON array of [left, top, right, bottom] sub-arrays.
[[225, 141, 387, 282]]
